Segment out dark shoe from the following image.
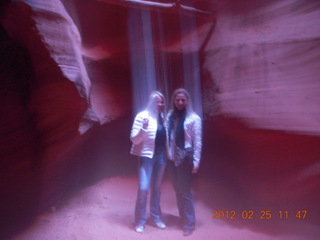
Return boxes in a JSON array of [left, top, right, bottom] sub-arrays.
[[183, 229, 193, 236], [154, 221, 166, 229]]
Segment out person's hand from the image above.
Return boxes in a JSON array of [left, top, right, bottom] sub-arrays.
[[192, 167, 199, 174], [142, 118, 149, 129]]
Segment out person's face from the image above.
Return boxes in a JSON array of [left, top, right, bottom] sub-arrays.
[[155, 96, 165, 113], [174, 93, 187, 110]]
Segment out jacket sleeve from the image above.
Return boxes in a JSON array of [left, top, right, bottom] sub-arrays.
[[130, 113, 147, 145], [192, 115, 202, 168]]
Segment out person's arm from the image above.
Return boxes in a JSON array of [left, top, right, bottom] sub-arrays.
[[192, 115, 202, 173], [130, 113, 148, 145]]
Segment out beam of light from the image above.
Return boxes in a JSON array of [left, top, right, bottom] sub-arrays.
[[178, 10, 203, 118], [128, 9, 157, 114], [127, 7, 204, 116], [123, 1, 207, 115], [154, 11, 170, 106]]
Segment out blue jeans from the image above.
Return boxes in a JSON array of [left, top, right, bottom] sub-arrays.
[[167, 160, 195, 231], [134, 153, 166, 226]]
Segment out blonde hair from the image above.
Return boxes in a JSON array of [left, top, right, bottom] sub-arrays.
[[146, 90, 166, 116]]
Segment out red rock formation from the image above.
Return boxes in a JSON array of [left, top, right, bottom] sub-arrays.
[[0, 0, 319, 238], [1, 1, 90, 236]]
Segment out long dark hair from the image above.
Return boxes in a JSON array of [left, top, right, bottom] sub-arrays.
[[169, 88, 194, 117], [168, 88, 194, 148]]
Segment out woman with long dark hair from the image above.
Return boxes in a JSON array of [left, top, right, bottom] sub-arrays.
[[167, 88, 202, 236]]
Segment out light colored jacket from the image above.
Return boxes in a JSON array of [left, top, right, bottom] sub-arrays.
[[167, 111, 202, 168], [130, 110, 164, 159]]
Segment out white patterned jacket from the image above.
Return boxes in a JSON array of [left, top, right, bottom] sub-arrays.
[[167, 111, 202, 168], [130, 110, 165, 159]]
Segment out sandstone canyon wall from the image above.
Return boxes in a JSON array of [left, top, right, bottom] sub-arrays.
[[0, 0, 319, 238]]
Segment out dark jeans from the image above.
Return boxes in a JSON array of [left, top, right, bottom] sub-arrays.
[[134, 153, 166, 226], [167, 160, 195, 231]]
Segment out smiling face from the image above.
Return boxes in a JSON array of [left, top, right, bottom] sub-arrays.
[[155, 96, 165, 113], [174, 93, 187, 111]]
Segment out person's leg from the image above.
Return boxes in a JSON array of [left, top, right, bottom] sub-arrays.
[[167, 160, 183, 218], [176, 166, 195, 234], [134, 157, 153, 229], [150, 153, 166, 223]]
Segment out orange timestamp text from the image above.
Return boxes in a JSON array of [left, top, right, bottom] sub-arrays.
[[212, 210, 308, 220]]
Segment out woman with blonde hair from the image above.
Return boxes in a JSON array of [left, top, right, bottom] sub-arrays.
[[130, 91, 167, 233], [166, 88, 202, 236]]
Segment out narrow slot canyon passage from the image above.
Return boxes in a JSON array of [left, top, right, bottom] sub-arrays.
[[0, 0, 320, 239]]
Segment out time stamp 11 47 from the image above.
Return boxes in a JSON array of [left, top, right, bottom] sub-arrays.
[[212, 210, 308, 220]]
